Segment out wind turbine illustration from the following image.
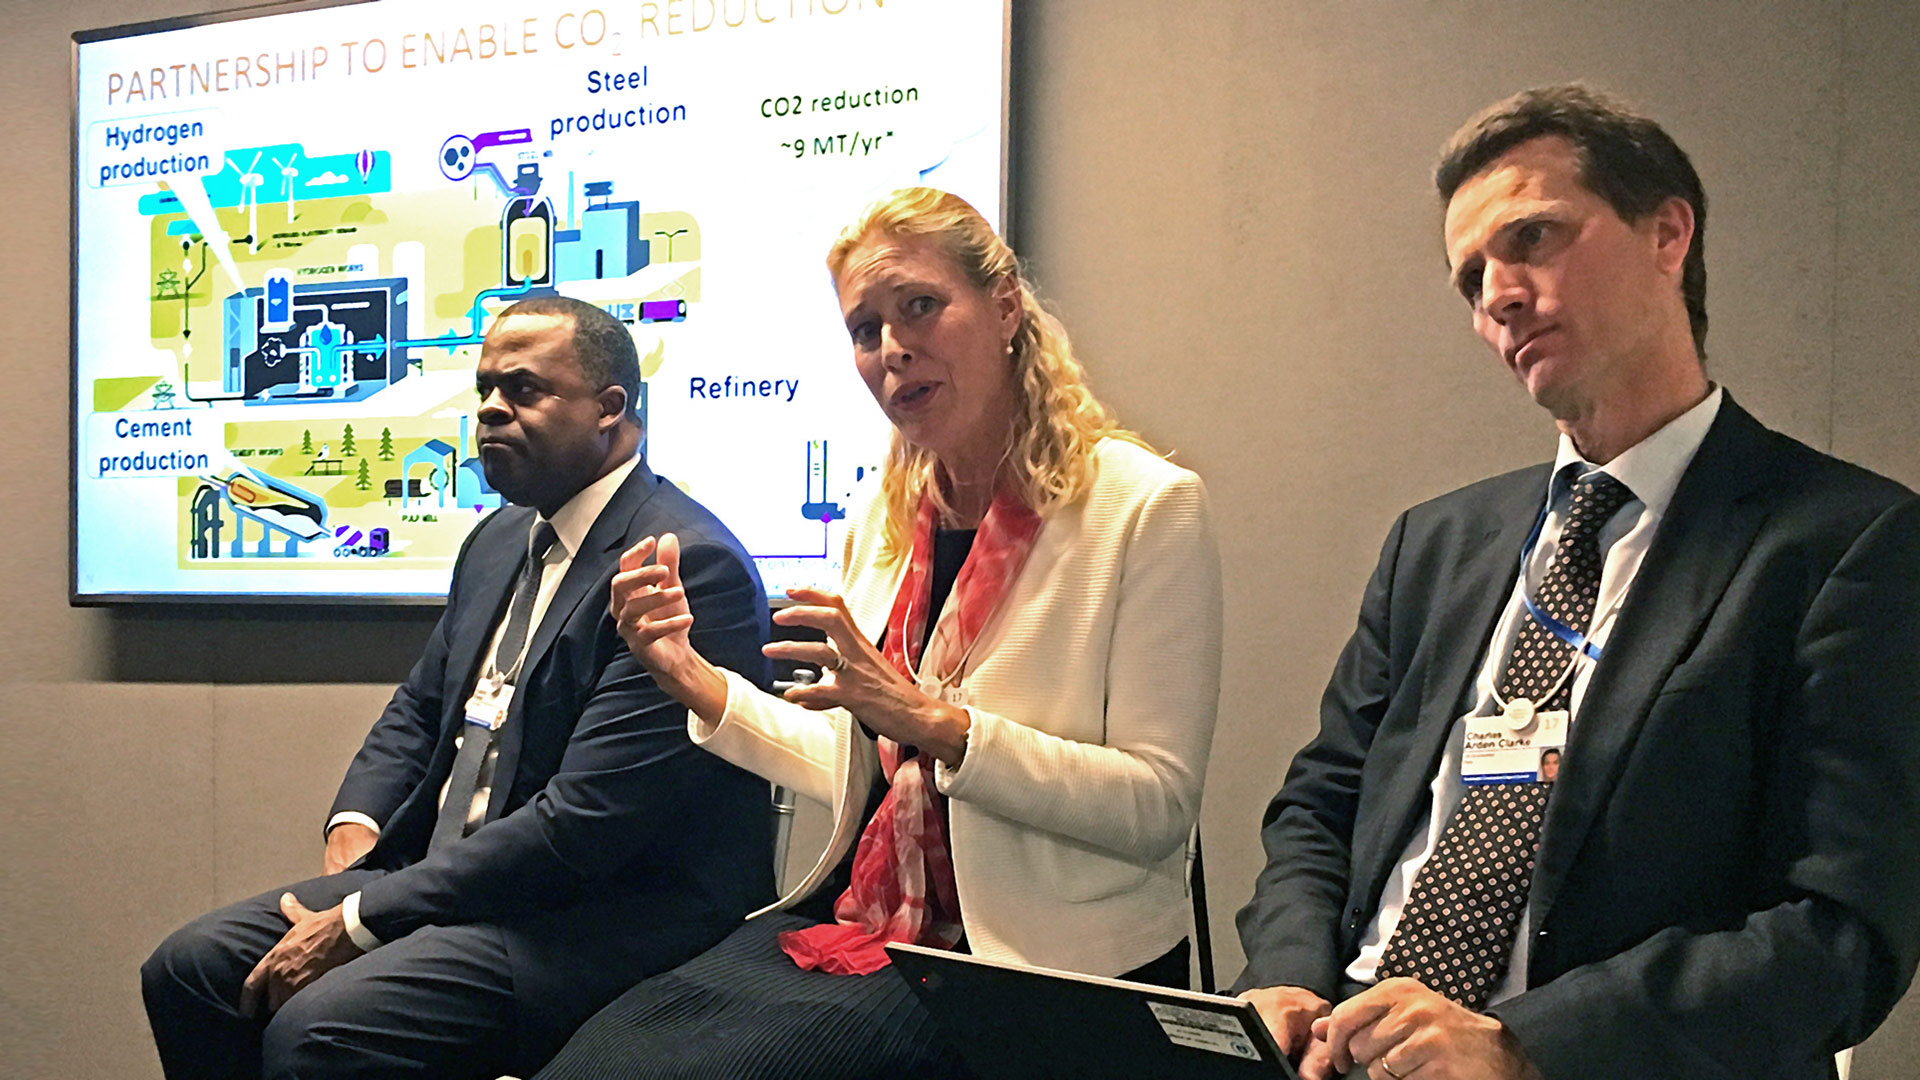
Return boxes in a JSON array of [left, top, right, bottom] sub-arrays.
[[271, 151, 303, 223], [225, 151, 265, 251]]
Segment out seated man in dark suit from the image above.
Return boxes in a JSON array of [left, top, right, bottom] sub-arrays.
[[1233, 85, 1920, 1080], [142, 296, 775, 1079]]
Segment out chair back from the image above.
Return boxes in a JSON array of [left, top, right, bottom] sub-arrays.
[[1188, 825, 1215, 993], [768, 670, 819, 888]]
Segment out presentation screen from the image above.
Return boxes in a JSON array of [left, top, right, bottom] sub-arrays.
[[72, 0, 1008, 603]]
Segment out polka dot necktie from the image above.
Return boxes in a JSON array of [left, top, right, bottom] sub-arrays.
[[1376, 470, 1634, 1008]]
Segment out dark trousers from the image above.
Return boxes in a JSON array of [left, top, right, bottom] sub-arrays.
[[536, 913, 1191, 1080], [534, 912, 970, 1080], [141, 869, 522, 1080]]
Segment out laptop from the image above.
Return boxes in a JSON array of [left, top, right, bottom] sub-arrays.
[[888, 943, 1301, 1079]]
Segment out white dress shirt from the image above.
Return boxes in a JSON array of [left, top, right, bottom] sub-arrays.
[[332, 455, 640, 950], [1344, 388, 1723, 1004]]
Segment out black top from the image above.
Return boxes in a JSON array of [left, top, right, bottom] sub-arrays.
[[923, 527, 978, 658]]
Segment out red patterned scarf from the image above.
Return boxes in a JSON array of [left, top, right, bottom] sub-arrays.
[[778, 484, 1043, 975]]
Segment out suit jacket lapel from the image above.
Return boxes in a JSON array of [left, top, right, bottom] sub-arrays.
[[1419, 481, 1545, 728], [1359, 469, 1547, 903], [487, 463, 662, 812], [1532, 397, 1775, 918]]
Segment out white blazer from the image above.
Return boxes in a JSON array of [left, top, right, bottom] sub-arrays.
[[691, 439, 1223, 977]]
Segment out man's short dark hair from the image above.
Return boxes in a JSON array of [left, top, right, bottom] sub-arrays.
[[495, 295, 642, 422], [1436, 84, 1709, 360]]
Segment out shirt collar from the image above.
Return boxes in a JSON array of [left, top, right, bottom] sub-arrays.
[[1550, 385, 1723, 517], [540, 454, 641, 559]]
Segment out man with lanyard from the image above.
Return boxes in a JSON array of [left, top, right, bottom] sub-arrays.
[[1233, 85, 1920, 1079], [142, 296, 775, 1079]]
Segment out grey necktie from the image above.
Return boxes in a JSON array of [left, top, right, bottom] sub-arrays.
[[429, 521, 559, 852], [1376, 471, 1633, 1007]]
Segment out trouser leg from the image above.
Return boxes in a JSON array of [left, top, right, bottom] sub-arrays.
[[259, 920, 515, 1080], [141, 870, 383, 1080], [535, 914, 973, 1080]]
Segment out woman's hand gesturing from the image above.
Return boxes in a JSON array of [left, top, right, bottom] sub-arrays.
[[765, 588, 972, 767], [610, 533, 727, 720]]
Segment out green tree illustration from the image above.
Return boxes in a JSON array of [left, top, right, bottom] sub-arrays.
[[341, 423, 357, 457], [356, 458, 372, 491], [301, 429, 314, 455], [378, 426, 395, 460]]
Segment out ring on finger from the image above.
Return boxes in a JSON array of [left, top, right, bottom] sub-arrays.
[[1380, 1057, 1407, 1080], [826, 642, 847, 672]]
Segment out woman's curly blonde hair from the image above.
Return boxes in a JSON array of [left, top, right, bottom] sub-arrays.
[[826, 188, 1148, 560]]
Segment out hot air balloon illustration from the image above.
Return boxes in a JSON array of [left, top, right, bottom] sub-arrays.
[[355, 148, 376, 184]]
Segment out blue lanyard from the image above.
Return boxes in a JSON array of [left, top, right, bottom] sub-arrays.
[[1517, 487, 1608, 663]]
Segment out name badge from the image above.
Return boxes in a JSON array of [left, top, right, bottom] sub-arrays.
[[462, 679, 515, 732], [1462, 706, 1567, 785], [920, 676, 966, 709]]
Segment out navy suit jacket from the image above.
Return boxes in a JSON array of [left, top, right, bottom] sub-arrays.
[[328, 460, 775, 1037], [1235, 396, 1920, 1079]]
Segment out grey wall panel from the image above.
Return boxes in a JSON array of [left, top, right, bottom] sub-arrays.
[[1832, 5, 1920, 1075], [0, 683, 216, 1080], [1857, 989, 1920, 1080], [1831, 0, 1920, 486], [210, 684, 402, 900]]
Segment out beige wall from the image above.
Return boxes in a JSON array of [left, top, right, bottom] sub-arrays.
[[2, 1, 1915, 1077]]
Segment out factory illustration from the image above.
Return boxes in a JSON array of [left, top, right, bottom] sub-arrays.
[[116, 130, 701, 573]]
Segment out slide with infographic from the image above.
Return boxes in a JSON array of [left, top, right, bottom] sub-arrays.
[[73, 0, 1006, 601]]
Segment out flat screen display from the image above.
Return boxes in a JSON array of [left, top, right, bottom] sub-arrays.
[[72, 0, 1008, 602]]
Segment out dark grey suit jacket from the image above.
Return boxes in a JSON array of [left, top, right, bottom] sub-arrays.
[[328, 461, 775, 1041], [1234, 396, 1920, 1079]]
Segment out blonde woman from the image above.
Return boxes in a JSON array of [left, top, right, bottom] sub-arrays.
[[535, 188, 1223, 1079]]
